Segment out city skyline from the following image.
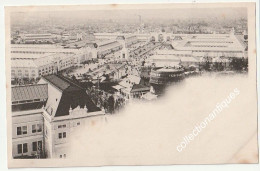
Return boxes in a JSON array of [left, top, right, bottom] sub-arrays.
[[11, 7, 247, 25]]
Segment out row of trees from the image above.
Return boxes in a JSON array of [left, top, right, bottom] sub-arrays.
[[200, 58, 248, 71], [88, 88, 126, 114]]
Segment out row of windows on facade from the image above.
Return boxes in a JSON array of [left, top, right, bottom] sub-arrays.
[[60, 154, 66, 158], [98, 46, 122, 55], [11, 73, 36, 77], [37, 63, 72, 74], [17, 140, 42, 154], [11, 59, 74, 74], [57, 122, 80, 129], [192, 45, 227, 48], [17, 121, 80, 137], [12, 70, 36, 73], [190, 41, 233, 43], [11, 68, 54, 75], [12, 98, 43, 105], [151, 73, 184, 77], [11, 51, 74, 54], [157, 54, 191, 57], [45, 128, 69, 139], [17, 124, 42, 135]]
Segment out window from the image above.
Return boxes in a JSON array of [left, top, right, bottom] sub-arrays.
[[17, 144, 22, 154], [32, 125, 36, 133], [23, 143, 28, 153], [17, 127, 22, 135], [58, 132, 67, 139], [32, 124, 42, 133], [17, 126, 27, 135], [38, 141, 42, 151], [77, 122, 80, 126], [22, 126, 27, 134], [58, 133, 62, 139], [17, 143, 28, 154], [32, 141, 37, 151], [37, 124, 42, 132], [58, 124, 66, 129], [32, 141, 42, 151]]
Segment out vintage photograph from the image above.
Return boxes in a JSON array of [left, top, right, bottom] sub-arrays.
[[5, 2, 258, 167]]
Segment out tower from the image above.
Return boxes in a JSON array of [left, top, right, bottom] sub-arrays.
[[121, 47, 129, 60]]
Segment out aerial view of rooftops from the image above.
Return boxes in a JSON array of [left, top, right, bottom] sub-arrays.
[[6, 3, 258, 167]]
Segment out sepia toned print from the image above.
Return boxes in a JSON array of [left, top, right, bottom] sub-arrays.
[[5, 2, 258, 167]]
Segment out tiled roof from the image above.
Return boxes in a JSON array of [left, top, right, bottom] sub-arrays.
[[11, 84, 48, 102]]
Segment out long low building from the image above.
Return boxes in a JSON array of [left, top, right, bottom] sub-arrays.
[[151, 54, 199, 68], [173, 34, 246, 58], [11, 53, 75, 80], [19, 33, 54, 44], [10, 44, 101, 81], [93, 33, 120, 40], [11, 59, 39, 80], [11, 44, 80, 54], [85, 39, 123, 58], [116, 35, 139, 48], [154, 49, 193, 57], [150, 33, 246, 68]]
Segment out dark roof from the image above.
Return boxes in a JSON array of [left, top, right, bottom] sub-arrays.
[[43, 75, 100, 117], [131, 84, 150, 92], [55, 87, 100, 117], [12, 84, 48, 102], [42, 75, 71, 91]]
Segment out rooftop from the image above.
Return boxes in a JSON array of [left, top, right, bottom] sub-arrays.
[[174, 34, 244, 52], [131, 84, 150, 93], [12, 84, 48, 102], [156, 49, 192, 56], [11, 53, 47, 59], [42, 75, 71, 91], [42, 75, 100, 117], [11, 59, 37, 68]]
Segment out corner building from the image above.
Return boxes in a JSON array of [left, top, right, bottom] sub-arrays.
[[11, 75, 105, 159]]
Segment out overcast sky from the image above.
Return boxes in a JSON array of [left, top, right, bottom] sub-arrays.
[[11, 7, 247, 24]]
